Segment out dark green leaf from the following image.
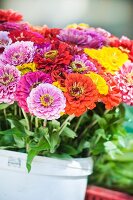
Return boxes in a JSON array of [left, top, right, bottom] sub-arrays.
[[61, 127, 77, 138]]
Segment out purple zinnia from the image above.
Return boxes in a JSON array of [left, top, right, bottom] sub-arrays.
[[57, 28, 106, 49], [0, 64, 20, 104], [35, 43, 51, 56], [0, 41, 35, 66], [27, 83, 66, 120], [16, 71, 52, 112], [68, 54, 98, 73]]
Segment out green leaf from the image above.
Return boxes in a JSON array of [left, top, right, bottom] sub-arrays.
[[48, 120, 60, 133], [13, 134, 25, 148], [7, 116, 26, 134], [94, 129, 107, 144], [78, 139, 90, 153], [0, 103, 10, 110], [27, 136, 50, 172], [26, 149, 38, 172], [50, 132, 60, 153], [61, 127, 77, 139], [61, 145, 78, 155], [94, 114, 107, 129], [0, 128, 17, 135]]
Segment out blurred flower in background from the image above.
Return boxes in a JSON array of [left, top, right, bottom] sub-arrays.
[[0, 0, 133, 38]]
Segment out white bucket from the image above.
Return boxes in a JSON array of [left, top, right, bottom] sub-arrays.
[[0, 150, 93, 200]]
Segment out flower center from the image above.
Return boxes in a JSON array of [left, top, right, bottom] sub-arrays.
[[12, 52, 23, 61], [126, 72, 133, 84], [40, 94, 54, 107], [71, 83, 84, 97], [44, 50, 58, 60], [71, 61, 87, 73], [0, 74, 14, 85]]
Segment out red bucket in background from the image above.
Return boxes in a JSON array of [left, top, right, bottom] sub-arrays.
[[85, 186, 133, 200]]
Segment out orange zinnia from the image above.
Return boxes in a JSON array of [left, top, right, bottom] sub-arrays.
[[64, 73, 99, 116]]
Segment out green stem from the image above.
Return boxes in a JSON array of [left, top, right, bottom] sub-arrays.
[[43, 119, 47, 127], [3, 108, 7, 118], [78, 119, 98, 141], [59, 114, 75, 135], [35, 117, 39, 129], [19, 107, 22, 117], [30, 115, 34, 130], [74, 115, 84, 132], [14, 104, 17, 116], [3, 108, 8, 129], [22, 109, 30, 130]]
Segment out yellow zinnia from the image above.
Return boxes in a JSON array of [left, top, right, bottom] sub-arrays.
[[86, 72, 108, 95], [66, 23, 89, 29], [17, 62, 36, 75], [84, 47, 128, 74]]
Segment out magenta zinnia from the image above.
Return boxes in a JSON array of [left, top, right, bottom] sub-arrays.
[[0, 64, 20, 104], [27, 83, 66, 120], [16, 71, 52, 112], [0, 41, 35, 66]]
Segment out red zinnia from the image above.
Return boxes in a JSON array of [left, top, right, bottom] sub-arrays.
[[35, 41, 73, 72], [64, 73, 99, 116], [9, 30, 45, 44], [0, 9, 23, 23], [109, 35, 133, 62]]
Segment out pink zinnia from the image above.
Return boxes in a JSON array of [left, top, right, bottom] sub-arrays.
[[0, 64, 20, 104], [16, 71, 52, 112], [0, 41, 35, 66], [115, 62, 133, 106], [27, 83, 66, 120]]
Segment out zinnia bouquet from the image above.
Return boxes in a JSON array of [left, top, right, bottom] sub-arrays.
[[0, 9, 132, 171]]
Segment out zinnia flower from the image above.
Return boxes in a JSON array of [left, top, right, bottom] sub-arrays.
[[68, 54, 97, 73], [86, 72, 108, 95], [0, 9, 23, 23], [110, 35, 133, 62], [0, 31, 12, 50], [27, 83, 66, 120], [64, 73, 99, 116], [0, 64, 20, 104], [115, 62, 133, 106], [84, 47, 128, 74], [101, 74, 122, 109], [0, 41, 35, 66], [66, 23, 89, 29], [57, 28, 106, 48], [35, 41, 72, 72], [9, 30, 45, 44], [0, 22, 29, 32], [16, 71, 52, 112], [17, 62, 36, 75]]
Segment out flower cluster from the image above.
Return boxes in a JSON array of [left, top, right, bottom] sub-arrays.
[[0, 9, 132, 120]]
